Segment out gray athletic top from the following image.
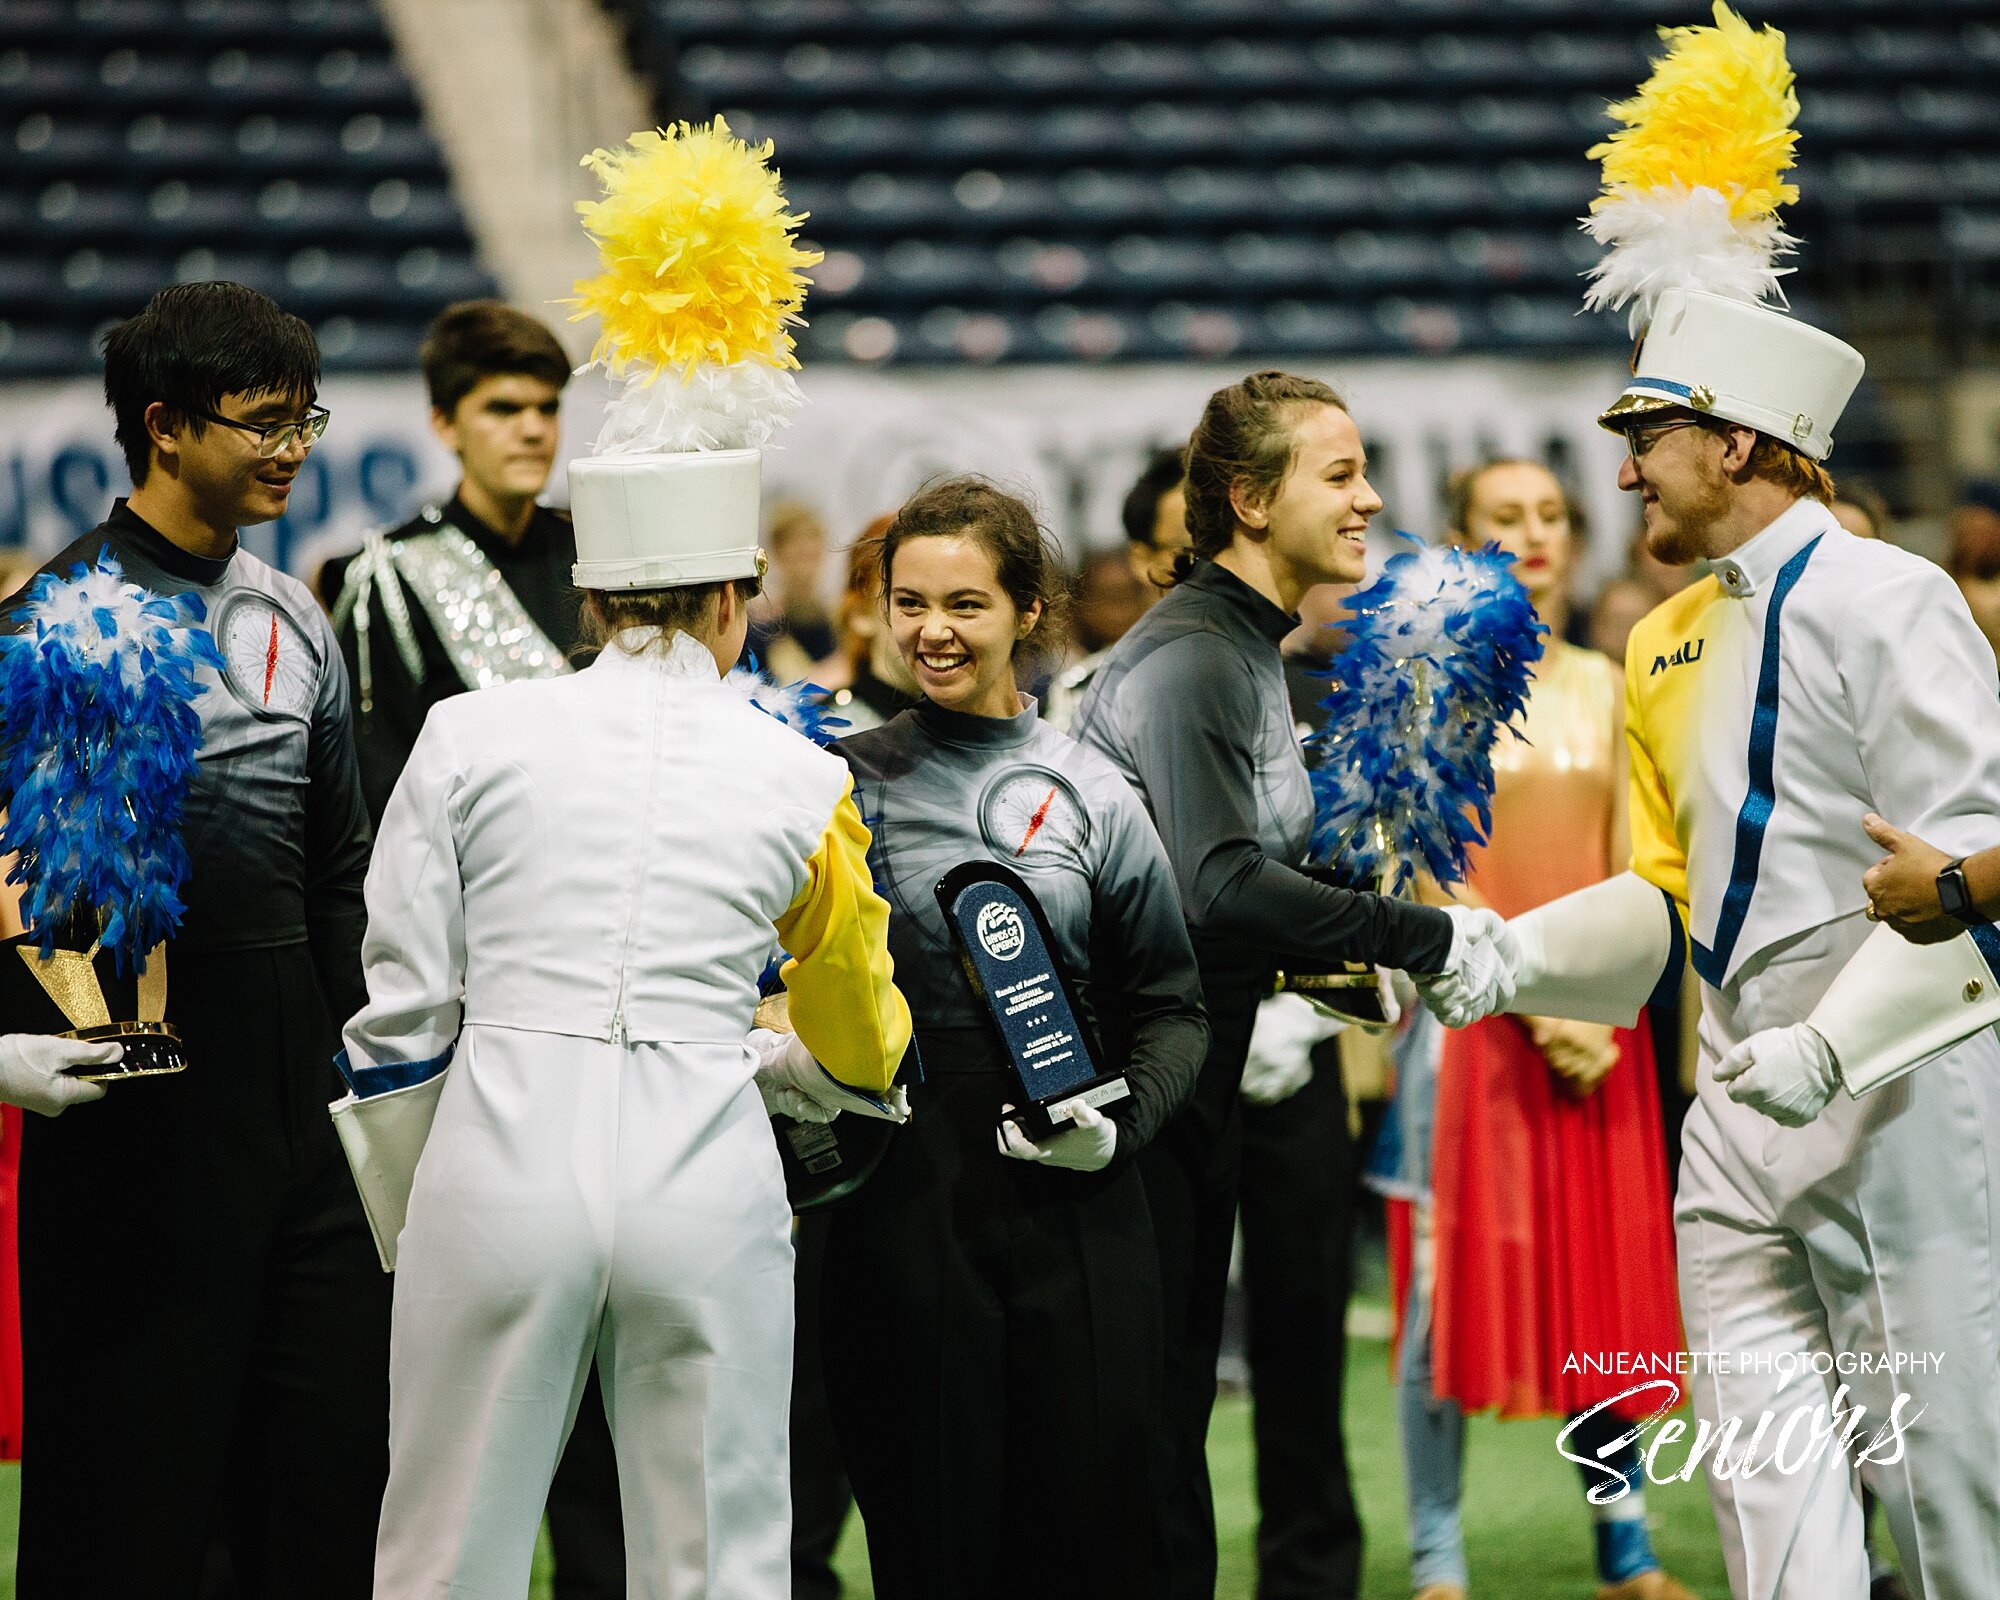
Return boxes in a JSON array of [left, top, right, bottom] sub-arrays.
[[11, 501, 371, 1026], [1071, 559, 1453, 981], [837, 696, 1208, 1156]]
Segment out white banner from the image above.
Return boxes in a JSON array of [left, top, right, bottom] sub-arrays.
[[0, 355, 1636, 595]]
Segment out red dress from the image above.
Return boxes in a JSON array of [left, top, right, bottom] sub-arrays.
[[0, 1104, 22, 1458], [1408, 643, 1682, 1422]]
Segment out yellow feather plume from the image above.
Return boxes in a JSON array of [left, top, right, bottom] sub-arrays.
[[1589, 2, 1799, 221], [569, 117, 823, 378]]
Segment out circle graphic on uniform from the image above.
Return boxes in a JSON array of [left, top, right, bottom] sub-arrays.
[[977, 766, 1091, 870], [214, 592, 317, 720], [975, 902, 1026, 961]]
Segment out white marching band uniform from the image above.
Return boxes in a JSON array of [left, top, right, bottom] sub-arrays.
[[1509, 290, 2000, 1600], [338, 449, 911, 1598]]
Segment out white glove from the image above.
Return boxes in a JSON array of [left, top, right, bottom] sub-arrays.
[[1412, 907, 1520, 1028], [1713, 1023, 1842, 1127], [748, 1028, 910, 1123], [996, 1101, 1117, 1172], [1242, 993, 1343, 1106], [0, 1034, 118, 1118]]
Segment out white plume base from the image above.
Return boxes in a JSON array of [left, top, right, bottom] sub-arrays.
[[1581, 184, 1796, 334], [589, 359, 804, 455]]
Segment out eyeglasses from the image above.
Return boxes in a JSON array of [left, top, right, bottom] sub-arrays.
[[192, 404, 331, 458], [1622, 417, 1705, 463]]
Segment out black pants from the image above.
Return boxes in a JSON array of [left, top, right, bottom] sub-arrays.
[[1239, 1045, 1363, 1600], [1139, 970, 1262, 1600], [544, 1372, 626, 1600], [821, 1067, 1162, 1600], [789, 1213, 852, 1600], [17, 945, 390, 1600]]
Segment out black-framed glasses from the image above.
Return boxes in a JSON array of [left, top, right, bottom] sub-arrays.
[[1622, 417, 1706, 463], [192, 404, 330, 458]]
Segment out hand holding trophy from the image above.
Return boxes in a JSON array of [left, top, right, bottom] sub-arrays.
[[1283, 538, 1544, 1025], [0, 555, 222, 1085]]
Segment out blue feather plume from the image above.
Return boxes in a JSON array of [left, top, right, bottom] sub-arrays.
[[0, 553, 223, 966], [1305, 536, 1546, 894], [725, 654, 849, 748]]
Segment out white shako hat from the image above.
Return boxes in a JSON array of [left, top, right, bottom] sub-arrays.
[[1597, 288, 1865, 463], [569, 449, 766, 591], [564, 117, 821, 592]]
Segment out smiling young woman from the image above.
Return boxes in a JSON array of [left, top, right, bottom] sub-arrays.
[[1069, 371, 1506, 1600], [815, 477, 1209, 1600]]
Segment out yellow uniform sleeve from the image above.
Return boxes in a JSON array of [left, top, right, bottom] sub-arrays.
[[772, 777, 913, 1093], [1624, 626, 1691, 926]]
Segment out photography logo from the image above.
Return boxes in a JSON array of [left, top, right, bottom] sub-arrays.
[[976, 902, 1026, 962]]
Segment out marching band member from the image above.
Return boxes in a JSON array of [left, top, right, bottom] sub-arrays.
[[347, 442, 911, 1600], [817, 479, 1208, 1600], [328, 296, 627, 1600], [6, 282, 388, 1598], [1069, 370, 1516, 1599], [1453, 17, 2000, 1591], [344, 118, 911, 1599]]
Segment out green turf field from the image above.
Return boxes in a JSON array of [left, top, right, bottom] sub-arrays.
[[813, 1335, 1737, 1600], [0, 1333, 1740, 1600]]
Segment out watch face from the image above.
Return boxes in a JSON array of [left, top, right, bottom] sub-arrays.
[[978, 765, 1091, 872], [215, 593, 317, 720], [1940, 862, 1975, 922]]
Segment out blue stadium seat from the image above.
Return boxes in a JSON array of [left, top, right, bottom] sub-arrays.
[[0, 0, 494, 373]]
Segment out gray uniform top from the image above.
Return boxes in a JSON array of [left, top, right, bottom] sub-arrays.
[[11, 501, 372, 1026], [837, 696, 1208, 1156], [1071, 558, 1453, 982]]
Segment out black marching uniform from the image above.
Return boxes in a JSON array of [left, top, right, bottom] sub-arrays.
[[789, 662, 918, 1600], [10, 502, 388, 1599], [1230, 647, 1374, 1600], [1071, 561, 1455, 1600], [327, 496, 624, 1599], [820, 697, 1209, 1600]]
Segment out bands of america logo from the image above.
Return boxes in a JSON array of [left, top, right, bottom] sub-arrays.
[[976, 902, 1026, 961]]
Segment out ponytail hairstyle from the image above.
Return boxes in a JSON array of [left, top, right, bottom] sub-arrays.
[[1174, 369, 1347, 583]]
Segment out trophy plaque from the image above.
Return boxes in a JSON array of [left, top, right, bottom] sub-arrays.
[[1271, 865, 1401, 1028], [935, 860, 1129, 1142], [758, 989, 915, 1213], [2, 932, 187, 1080]]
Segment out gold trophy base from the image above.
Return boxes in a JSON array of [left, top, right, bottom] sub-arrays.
[[61, 1021, 189, 1082], [1275, 964, 1395, 1028]]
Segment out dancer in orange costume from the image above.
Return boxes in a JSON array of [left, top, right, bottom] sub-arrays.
[[1388, 460, 1687, 1600]]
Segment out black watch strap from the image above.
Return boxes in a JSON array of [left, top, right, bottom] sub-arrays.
[[1938, 859, 1982, 925]]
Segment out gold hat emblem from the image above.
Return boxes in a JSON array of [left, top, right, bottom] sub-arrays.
[[1689, 385, 1716, 411]]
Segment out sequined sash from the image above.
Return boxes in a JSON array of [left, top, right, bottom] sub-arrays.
[[332, 516, 571, 710]]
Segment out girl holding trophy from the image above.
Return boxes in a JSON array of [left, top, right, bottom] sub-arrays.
[[817, 477, 1209, 1600]]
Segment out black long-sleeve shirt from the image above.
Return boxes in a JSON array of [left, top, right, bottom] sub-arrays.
[[325, 496, 584, 826], [7, 501, 372, 1028], [837, 697, 1209, 1158], [1072, 559, 1454, 983]]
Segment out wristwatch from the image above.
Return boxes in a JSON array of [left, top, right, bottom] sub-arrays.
[[1937, 859, 1982, 925]]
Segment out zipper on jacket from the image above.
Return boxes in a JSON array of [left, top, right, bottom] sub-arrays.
[[606, 655, 664, 1049]]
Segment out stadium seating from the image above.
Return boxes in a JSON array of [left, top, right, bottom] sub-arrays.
[[0, 0, 496, 376], [607, 0, 2000, 363]]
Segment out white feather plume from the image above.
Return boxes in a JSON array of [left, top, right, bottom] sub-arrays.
[[1581, 183, 1796, 334], [590, 358, 805, 455]]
